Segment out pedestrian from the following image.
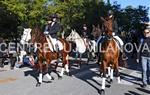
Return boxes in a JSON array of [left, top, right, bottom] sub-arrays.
[[137, 28, 150, 88]]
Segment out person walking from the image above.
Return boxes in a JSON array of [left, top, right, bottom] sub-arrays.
[[137, 29, 150, 88]]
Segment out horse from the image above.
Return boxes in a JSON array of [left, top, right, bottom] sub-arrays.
[[98, 17, 120, 94], [66, 29, 96, 67], [14, 28, 32, 68], [24, 26, 71, 86], [91, 24, 102, 41]]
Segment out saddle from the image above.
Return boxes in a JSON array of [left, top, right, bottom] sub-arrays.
[[113, 37, 122, 50], [98, 35, 121, 50]]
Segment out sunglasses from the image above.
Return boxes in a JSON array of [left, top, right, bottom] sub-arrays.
[[144, 31, 150, 34]]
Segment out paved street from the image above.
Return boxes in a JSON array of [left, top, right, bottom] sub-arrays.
[[0, 55, 150, 95]]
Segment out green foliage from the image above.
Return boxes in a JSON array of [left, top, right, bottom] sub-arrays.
[[0, 2, 19, 39], [0, 0, 149, 39]]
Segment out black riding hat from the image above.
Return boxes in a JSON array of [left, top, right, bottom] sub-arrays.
[[107, 10, 114, 16], [49, 13, 59, 18]]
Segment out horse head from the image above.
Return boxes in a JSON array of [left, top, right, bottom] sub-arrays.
[[20, 28, 32, 45], [92, 24, 102, 40], [66, 29, 78, 42], [30, 26, 46, 44], [101, 17, 113, 36]]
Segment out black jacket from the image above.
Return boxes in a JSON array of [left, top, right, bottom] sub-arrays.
[[45, 22, 61, 38], [138, 37, 150, 58], [112, 18, 118, 34]]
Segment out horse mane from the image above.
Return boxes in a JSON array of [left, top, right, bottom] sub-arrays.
[[101, 17, 113, 37], [33, 25, 46, 43], [73, 30, 81, 39]]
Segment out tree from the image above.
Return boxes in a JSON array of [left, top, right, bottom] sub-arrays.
[[0, 2, 19, 39], [0, 0, 149, 40], [0, 0, 48, 39]]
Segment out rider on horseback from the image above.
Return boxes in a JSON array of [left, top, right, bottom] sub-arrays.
[[97, 10, 127, 61], [44, 13, 61, 53], [82, 23, 89, 38], [107, 10, 127, 60]]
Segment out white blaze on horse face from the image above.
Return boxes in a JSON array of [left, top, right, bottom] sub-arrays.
[[27, 28, 31, 41], [20, 28, 32, 44]]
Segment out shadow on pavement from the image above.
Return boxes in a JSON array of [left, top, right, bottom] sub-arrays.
[[120, 72, 141, 86], [70, 61, 112, 95], [124, 91, 141, 95], [24, 69, 39, 83], [137, 87, 150, 94]]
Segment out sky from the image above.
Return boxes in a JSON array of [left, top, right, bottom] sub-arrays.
[[109, 0, 150, 19]]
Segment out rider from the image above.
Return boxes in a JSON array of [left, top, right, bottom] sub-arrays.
[[81, 23, 90, 48], [106, 10, 127, 60], [44, 13, 61, 53], [97, 10, 127, 61], [82, 23, 89, 38]]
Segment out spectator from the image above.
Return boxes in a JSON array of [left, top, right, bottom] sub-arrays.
[[137, 29, 150, 88]]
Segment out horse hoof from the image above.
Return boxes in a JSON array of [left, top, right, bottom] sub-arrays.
[[0, 64, 4, 68], [52, 69, 57, 72], [36, 82, 41, 87], [58, 76, 62, 80], [51, 77, 54, 80], [65, 72, 71, 76], [10, 67, 14, 70], [100, 89, 105, 95], [106, 75, 110, 78]]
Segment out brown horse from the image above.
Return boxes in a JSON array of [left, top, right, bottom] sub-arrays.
[[91, 24, 102, 40], [29, 26, 70, 86], [99, 17, 120, 94]]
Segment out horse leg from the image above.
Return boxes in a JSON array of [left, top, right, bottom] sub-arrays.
[[54, 62, 59, 72], [59, 53, 66, 78], [115, 61, 121, 83], [87, 50, 90, 64], [59, 63, 65, 79], [59, 54, 70, 78], [36, 62, 43, 87], [9, 54, 16, 70], [79, 53, 82, 68], [65, 61, 70, 76], [109, 65, 114, 84], [107, 66, 111, 78], [74, 52, 78, 65], [45, 62, 54, 82], [100, 61, 107, 94]]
